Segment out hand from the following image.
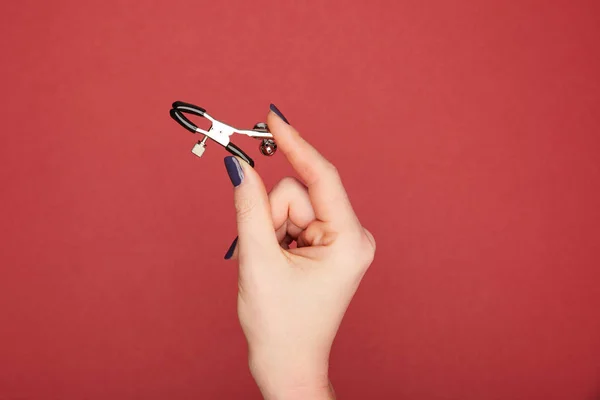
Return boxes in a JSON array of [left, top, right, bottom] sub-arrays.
[[223, 104, 376, 400]]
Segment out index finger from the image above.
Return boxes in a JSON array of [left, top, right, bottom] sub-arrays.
[[266, 104, 358, 226]]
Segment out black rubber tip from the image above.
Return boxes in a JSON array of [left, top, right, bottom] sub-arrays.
[[172, 101, 206, 116], [169, 109, 197, 133], [225, 142, 254, 168]]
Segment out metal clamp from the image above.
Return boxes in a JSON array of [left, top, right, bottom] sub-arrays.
[[169, 101, 277, 167]]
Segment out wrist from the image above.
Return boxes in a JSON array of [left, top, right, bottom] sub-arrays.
[[258, 381, 335, 400], [249, 350, 334, 400]]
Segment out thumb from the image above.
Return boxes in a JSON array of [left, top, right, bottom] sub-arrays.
[[224, 156, 279, 258]]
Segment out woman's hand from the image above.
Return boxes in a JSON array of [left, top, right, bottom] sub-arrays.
[[223, 104, 376, 400]]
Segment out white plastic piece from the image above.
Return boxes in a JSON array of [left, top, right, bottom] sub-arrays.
[[191, 142, 206, 158]]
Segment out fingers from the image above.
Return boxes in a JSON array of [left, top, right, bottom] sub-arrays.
[[269, 177, 315, 242], [296, 220, 337, 248], [224, 156, 279, 259], [224, 104, 363, 262], [266, 105, 358, 226], [274, 220, 304, 247], [226, 177, 316, 260]]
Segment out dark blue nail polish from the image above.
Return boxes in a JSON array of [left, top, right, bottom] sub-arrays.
[[224, 236, 238, 259], [224, 156, 244, 187], [270, 103, 289, 124]]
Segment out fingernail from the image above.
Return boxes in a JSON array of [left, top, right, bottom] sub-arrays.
[[224, 236, 238, 259], [270, 103, 289, 124], [224, 156, 244, 187]]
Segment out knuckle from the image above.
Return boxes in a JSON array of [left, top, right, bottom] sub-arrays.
[[354, 230, 377, 269], [363, 228, 376, 251], [335, 229, 376, 273], [234, 196, 256, 221], [281, 176, 303, 192], [362, 241, 376, 266], [301, 160, 339, 188], [299, 162, 320, 186], [271, 176, 304, 195], [321, 161, 339, 179]]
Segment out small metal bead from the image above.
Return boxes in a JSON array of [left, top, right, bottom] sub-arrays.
[[253, 122, 269, 131], [259, 139, 277, 156]]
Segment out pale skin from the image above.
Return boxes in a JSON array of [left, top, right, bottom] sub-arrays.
[[224, 108, 376, 400]]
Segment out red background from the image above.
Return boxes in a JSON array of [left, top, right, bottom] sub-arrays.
[[1, 1, 599, 399]]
